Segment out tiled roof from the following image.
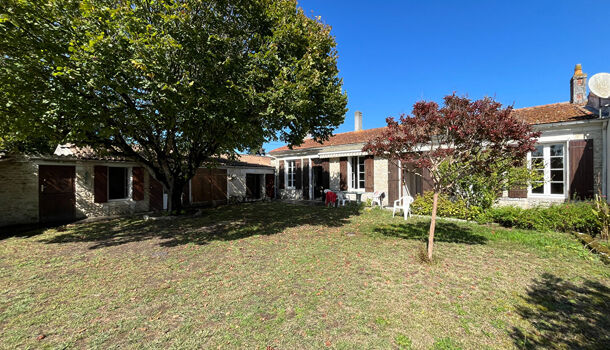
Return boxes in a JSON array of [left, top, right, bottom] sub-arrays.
[[269, 102, 597, 153], [53, 144, 273, 168], [511, 102, 595, 125], [54, 144, 129, 161], [268, 127, 386, 153]]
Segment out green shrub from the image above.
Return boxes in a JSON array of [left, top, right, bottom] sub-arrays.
[[486, 202, 600, 234], [411, 192, 484, 221]]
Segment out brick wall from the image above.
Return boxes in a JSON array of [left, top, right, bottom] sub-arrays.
[[0, 159, 39, 226]]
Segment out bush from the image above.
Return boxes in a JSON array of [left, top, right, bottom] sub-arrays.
[[486, 202, 600, 234], [411, 191, 601, 236], [411, 192, 484, 221]]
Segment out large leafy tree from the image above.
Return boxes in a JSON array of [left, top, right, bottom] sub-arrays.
[[364, 95, 539, 260], [0, 0, 347, 211]]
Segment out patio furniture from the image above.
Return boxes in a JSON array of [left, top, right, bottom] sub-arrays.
[[324, 190, 337, 207], [392, 195, 414, 219], [336, 191, 348, 206], [371, 191, 384, 208]]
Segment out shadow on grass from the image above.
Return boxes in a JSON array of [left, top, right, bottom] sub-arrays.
[[511, 273, 610, 349], [374, 220, 488, 245], [37, 202, 362, 249], [0, 219, 81, 241]]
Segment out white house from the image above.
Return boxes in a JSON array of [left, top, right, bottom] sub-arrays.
[[269, 64, 609, 208]]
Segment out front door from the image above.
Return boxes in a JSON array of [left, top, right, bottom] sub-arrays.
[[39, 165, 76, 223]]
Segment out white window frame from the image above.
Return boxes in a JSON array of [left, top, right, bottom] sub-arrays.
[[348, 156, 366, 191], [527, 143, 567, 198], [107, 166, 133, 201], [285, 160, 296, 189]]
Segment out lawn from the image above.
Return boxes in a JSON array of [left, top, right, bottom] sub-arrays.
[[0, 202, 608, 349]]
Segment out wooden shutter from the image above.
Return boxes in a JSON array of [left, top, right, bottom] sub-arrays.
[[132, 167, 145, 201], [421, 168, 433, 193], [266, 173, 275, 198], [302, 162, 309, 199], [365, 155, 374, 192], [388, 160, 400, 204], [295, 160, 302, 190], [94, 165, 108, 203], [570, 139, 594, 199], [279, 162, 285, 189], [339, 157, 348, 190]]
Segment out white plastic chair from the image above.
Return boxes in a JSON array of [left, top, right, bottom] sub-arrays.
[[392, 195, 414, 219], [371, 191, 384, 208], [337, 192, 348, 206]]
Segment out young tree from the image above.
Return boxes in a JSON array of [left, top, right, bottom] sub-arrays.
[[0, 0, 347, 212], [363, 94, 540, 260]]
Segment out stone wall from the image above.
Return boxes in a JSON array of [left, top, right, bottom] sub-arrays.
[[329, 158, 340, 191], [373, 158, 389, 206], [75, 162, 150, 218], [0, 159, 39, 226]]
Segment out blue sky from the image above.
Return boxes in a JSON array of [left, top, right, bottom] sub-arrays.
[[265, 0, 610, 152]]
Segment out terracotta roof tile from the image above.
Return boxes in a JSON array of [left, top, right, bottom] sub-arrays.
[[269, 102, 597, 153], [269, 127, 386, 153], [511, 102, 595, 125]]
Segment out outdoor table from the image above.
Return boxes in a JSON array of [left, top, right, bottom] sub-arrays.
[[340, 191, 363, 203]]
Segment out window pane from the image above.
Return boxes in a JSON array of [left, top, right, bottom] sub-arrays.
[[550, 144, 564, 157], [531, 158, 544, 169], [108, 167, 127, 199], [359, 179, 365, 189], [532, 146, 543, 157], [550, 182, 564, 194], [551, 170, 563, 182], [550, 157, 563, 169], [532, 182, 544, 194]]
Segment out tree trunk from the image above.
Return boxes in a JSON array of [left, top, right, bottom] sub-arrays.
[[167, 181, 185, 214], [427, 191, 439, 260]]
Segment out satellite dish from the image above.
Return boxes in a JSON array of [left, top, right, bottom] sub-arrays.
[[589, 73, 610, 99]]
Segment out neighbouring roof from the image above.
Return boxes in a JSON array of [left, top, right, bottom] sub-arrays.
[[269, 127, 386, 153], [269, 102, 597, 154], [52, 144, 272, 168], [511, 102, 595, 125]]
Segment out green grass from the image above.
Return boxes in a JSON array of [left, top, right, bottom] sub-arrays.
[[0, 202, 608, 349]]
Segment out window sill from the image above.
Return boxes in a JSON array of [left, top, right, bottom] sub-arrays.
[[527, 194, 567, 199]]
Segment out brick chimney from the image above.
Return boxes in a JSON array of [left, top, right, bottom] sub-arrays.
[[354, 111, 363, 131], [570, 64, 587, 105]]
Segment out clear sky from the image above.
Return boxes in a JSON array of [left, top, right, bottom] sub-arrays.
[[265, 0, 610, 152]]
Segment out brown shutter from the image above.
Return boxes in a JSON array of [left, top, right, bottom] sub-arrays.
[[339, 157, 348, 190], [365, 155, 374, 192], [422, 168, 433, 193], [388, 160, 400, 203], [94, 165, 108, 203], [295, 160, 302, 190], [302, 162, 309, 199], [266, 173, 275, 198], [570, 139, 594, 199], [279, 162, 285, 189], [132, 167, 145, 201]]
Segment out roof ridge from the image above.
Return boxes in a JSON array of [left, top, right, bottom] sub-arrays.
[[513, 101, 571, 111]]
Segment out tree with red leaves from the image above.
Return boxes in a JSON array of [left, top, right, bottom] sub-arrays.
[[363, 94, 540, 260]]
